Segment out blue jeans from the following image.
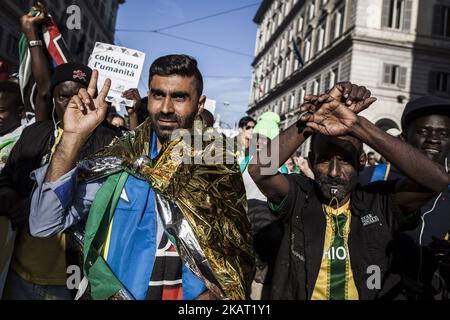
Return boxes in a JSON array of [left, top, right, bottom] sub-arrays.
[[2, 270, 72, 300]]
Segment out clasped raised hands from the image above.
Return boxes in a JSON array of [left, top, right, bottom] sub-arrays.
[[298, 82, 377, 136]]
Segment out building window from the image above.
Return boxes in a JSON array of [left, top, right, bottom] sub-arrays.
[[275, 41, 280, 57], [430, 71, 450, 95], [257, 29, 264, 49], [382, 0, 412, 31], [329, 6, 345, 41], [335, 7, 344, 38], [324, 67, 338, 91], [308, 2, 315, 21], [299, 86, 306, 104], [258, 76, 264, 98], [289, 50, 295, 74], [278, 10, 283, 26], [304, 37, 311, 62], [436, 72, 450, 93], [316, 24, 325, 52], [332, 66, 339, 84], [389, 0, 403, 29], [298, 16, 304, 33], [383, 64, 407, 87], [278, 0, 284, 12], [277, 63, 283, 83], [289, 91, 296, 110], [433, 6, 450, 37], [271, 70, 277, 89], [285, 56, 291, 78], [285, 0, 292, 15], [271, 16, 277, 34], [312, 77, 321, 95]]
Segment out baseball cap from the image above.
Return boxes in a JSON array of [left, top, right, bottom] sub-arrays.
[[401, 96, 450, 131], [50, 62, 92, 93]]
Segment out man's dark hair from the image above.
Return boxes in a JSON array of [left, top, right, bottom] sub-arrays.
[[112, 114, 125, 122], [311, 134, 364, 156], [200, 109, 215, 128], [238, 116, 256, 128], [310, 134, 364, 171], [149, 54, 203, 98], [368, 151, 375, 157], [0, 81, 23, 109], [0, 81, 21, 95]]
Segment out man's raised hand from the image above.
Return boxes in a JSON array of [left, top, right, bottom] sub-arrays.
[[20, 2, 48, 36], [299, 82, 376, 122], [63, 70, 111, 138], [297, 82, 377, 136], [327, 82, 376, 114], [299, 96, 358, 136]]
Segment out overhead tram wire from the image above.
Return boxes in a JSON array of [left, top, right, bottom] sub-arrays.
[[116, 2, 261, 33], [114, 38, 252, 90], [150, 31, 253, 58], [115, 30, 253, 58], [203, 75, 251, 79], [115, 3, 259, 58]]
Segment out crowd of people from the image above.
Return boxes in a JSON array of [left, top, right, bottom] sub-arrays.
[[0, 3, 449, 301]]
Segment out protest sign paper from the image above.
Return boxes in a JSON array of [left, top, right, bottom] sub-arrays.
[[88, 42, 145, 113]]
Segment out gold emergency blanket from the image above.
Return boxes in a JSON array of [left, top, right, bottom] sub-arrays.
[[79, 119, 255, 299]]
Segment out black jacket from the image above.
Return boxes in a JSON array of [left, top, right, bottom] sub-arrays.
[[270, 174, 419, 300]]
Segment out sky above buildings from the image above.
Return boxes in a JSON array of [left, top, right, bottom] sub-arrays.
[[115, 0, 260, 127]]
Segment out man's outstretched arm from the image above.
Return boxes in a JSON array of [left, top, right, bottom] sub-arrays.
[[304, 92, 449, 212], [45, 70, 110, 182], [30, 71, 111, 236], [249, 82, 375, 204], [248, 124, 312, 204], [350, 116, 449, 212], [20, 3, 53, 121], [29, 163, 102, 237]]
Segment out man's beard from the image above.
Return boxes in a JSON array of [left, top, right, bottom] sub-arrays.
[[315, 172, 358, 203], [150, 111, 197, 144]]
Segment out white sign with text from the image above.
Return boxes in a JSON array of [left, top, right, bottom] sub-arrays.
[[88, 42, 145, 113]]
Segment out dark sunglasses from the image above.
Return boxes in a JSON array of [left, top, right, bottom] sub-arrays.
[[245, 125, 254, 130]]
